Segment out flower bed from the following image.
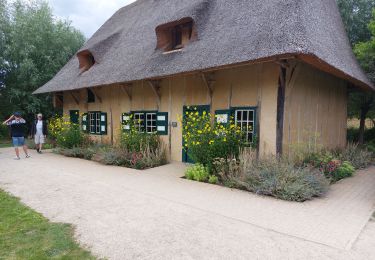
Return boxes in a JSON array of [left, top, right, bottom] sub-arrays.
[[49, 114, 168, 170], [182, 111, 373, 202]]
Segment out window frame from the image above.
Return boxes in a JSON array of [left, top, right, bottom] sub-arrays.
[[232, 107, 257, 144], [131, 111, 158, 134], [88, 111, 101, 135], [145, 112, 157, 133]]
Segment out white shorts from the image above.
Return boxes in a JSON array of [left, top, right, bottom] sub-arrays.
[[34, 134, 45, 144]]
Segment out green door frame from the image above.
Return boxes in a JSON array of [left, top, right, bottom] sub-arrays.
[[182, 105, 210, 163]]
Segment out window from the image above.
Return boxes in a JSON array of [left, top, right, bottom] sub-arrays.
[[146, 113, 157, 133], [89, 112, 101, 134], [87, 89, 95, 103], [234, 109, 255, 143], [122, 112, 168, 135], [133, 112, 145, 132], [82, 112, 107, 135], [132, 111, 157, 133], [77, 50, 95, 73], [155, 18, 196, 52]]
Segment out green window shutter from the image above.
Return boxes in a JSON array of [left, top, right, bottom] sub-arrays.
[[121, 113, 131, 132], [156, 112, 168, 135], [215, 109, 231, 126], [82, 113, 88, 132], [100, 112, 108, 135]]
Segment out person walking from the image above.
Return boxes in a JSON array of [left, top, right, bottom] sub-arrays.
[[31, 113, 48, 153], [2, 112, 30, 160]]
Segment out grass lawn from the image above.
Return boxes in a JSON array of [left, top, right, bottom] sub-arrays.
[[0, 189, 97, 259]]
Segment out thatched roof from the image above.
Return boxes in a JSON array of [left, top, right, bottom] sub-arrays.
[[34, 0, 373, 94]]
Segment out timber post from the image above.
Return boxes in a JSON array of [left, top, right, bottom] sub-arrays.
[[276, 62, 287, 155]]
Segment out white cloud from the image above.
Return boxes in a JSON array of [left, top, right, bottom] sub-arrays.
[[48, 0, 136, 38]]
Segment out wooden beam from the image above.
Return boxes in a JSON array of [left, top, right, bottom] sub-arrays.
[[147, 80, 161, 103], [275, 59, 290, 69], [90, 88, 102, 103], [69, 91, 80, 106], [201, 72, 215, 98], [53, 92, 63, 108], [120, 84, 133, 100], [276, 65, 287, 155]]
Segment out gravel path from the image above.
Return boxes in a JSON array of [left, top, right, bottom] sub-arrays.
[[0, 148, 374, 259]]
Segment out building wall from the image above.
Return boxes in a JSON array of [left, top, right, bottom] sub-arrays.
[[283, 61, 348, 154], [63, 62, 280, 161]]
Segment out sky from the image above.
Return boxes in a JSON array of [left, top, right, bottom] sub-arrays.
[[48, 0, 136, 38]]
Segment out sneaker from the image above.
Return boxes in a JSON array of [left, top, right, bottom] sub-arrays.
[[14, 157, 20, 160], [26, 154, 31, 158], [37, 150, 42, 154]]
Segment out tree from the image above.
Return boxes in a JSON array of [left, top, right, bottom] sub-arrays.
[[337, 0, 375, 46], [353, 10, 375, 143], [0, 0, 85, 122], [338, 0, 375, 144]]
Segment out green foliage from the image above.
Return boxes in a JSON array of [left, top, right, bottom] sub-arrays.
[[0, 189, 96, 259], [338, 0, 375, 46], [213, 152, 329, 202], [208, 175, 219, 184], [354, 10, 375, 83], [120, 117, 160, 153], [0, 124, 9, 139], [185, 164, 209, 182], [336, 161, 356, 180], [181, 108, 244, 172], [338, 1, 375, 141], [56, 124, 85, 149], [335, 142, 373, 169], [0, 0, 85, 120], [48, 114, 90, 149]]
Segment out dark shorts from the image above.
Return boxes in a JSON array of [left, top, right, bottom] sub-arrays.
[[12, 137, 25, 147]]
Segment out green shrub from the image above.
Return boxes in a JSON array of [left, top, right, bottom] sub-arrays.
[[94, 148, 130, 166], [0, 124, 9, 139], [181, 109, 244, 172], [347, 127, 375, 143], [185, 167, 195, 180], [214, 150, 329, 202], [49, 115, 88, 149], [242, 158, 329, 202], [120, 129, 159, 153], [136, 144, 168, 169], [208, 175, 219, 184], [335, 161, 355, 180], [56, 124, 86, 149], [335, 143, 373, 169], [185, 164, 209, 182], [92, 143, 168, 170]]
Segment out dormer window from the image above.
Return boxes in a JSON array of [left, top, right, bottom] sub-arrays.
[[156, 18, 197, 52], [77, 50, 95, 73]]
